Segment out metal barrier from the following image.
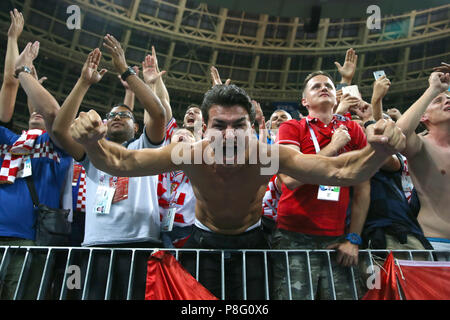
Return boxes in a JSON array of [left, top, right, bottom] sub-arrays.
[[0, 246, 448, 300]]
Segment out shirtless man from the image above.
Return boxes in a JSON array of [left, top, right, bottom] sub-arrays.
[[69, 83, 404, 298], [395, 71, 450, 252]]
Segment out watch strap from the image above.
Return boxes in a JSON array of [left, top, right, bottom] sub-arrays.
[[363, 120, 376, 128], [121, 66, 136, 81], [14, 65, 32, 78], [345, 233, 362, 245]]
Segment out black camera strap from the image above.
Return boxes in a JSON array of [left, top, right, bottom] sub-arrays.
[[25, 176, 40, 208]]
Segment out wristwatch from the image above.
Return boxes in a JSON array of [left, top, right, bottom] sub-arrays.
[[14, 65, 32, 78], [345, 233, 362, 245], [363, 120, 376, 128], [121, 66, 136, 81]]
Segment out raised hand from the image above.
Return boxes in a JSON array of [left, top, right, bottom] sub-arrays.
[[70, 110, 107, 146], [80, 48, 108, 85], [334, 48, 358, 84], [428, 72, 450, 93], [118, 66, 139, 89], [336, 89, 343, 104], [335, 93, 361, 115], [142, 46, 166, 85], [102, 34, 128, 73], [15, 41, 39, 69], [432, 62, 450, 74], [8, 9, 24, 39], [252, 100, 264, 125], [372, 75, 391, 102], [353, 101, 373, 122], [210, 66, 230, 87]]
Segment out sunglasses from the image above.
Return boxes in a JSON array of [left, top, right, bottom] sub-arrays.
[[106, 111, 134, 120]]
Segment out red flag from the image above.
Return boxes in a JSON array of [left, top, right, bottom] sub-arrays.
[[363, 252, 401, 300], [363, 252, 450, 300], [145, 250, 218, 300], [396, 260, 450, 300]]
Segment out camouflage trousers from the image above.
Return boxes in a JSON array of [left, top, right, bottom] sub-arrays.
[[271, 228, 363, 300]]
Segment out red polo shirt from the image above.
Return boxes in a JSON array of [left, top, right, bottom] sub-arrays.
[[276, 115, 367, 236]]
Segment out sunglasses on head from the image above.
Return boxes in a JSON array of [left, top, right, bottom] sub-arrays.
[[106, 111, 134, 120]]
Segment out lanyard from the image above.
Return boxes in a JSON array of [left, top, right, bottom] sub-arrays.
[[166, 171, 187, 206], [305, 118, 321, 154]]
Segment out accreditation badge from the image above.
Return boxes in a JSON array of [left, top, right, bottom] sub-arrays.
[[317, 185, 340, 201], [17, 156, 32, 178], [94, 185, 116, 214], [161, 207, 177, 232], [109, 177, 129, 203]]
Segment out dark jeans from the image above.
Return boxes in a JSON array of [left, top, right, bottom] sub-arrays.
[[161, 225, 193, 248], [70, 211, 85, 247], [0, 239, 46, 300], [180, 225, 269, 300]]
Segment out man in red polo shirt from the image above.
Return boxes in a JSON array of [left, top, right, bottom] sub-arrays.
[[272, 71, 370, 300]]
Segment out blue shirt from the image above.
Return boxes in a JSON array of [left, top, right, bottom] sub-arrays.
[[0, 127, 72, 240]]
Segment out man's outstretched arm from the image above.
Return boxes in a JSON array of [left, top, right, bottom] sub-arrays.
[[0, 9, 23, 122], [278, 119, 405, 186], [69, 109, 182, 177], [395, 71, 449, 158], [103, 35, 166, 144]]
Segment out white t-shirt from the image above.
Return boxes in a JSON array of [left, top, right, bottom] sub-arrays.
[[81, 132, 163, 246]]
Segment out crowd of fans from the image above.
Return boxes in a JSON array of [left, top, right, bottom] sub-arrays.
[[1, 9, 449, 300]]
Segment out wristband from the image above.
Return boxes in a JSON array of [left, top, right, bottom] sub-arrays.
[[345, 233, 362, 245], [363, 120, 376, 128], [120, 66, 136, 81], [14, 65, 32, 78]]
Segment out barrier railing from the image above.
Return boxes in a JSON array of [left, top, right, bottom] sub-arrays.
[[0, 246, 448, 300]]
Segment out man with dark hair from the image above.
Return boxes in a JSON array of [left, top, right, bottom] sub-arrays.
[[201, 84, 256, 125]]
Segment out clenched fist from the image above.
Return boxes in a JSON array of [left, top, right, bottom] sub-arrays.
[[428, 72, 450, 94], [70, 110, 107, 146], [365, 119, 406, 155], [331, 125, 351, 151]]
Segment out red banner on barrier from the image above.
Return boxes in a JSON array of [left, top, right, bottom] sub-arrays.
[[145, 250, 218, 300], [363, 252, 450, 300]]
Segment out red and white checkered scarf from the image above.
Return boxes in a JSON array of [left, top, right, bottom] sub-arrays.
[[0, 129, 44, 184], [73, 163, 87, 212]]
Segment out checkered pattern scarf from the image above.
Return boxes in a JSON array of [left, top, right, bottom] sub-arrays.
[[73, 163, 87, 212], [0, 129, 44, 184]]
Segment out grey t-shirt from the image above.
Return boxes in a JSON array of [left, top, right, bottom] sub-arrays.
[[81, 133, 163, 246]]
